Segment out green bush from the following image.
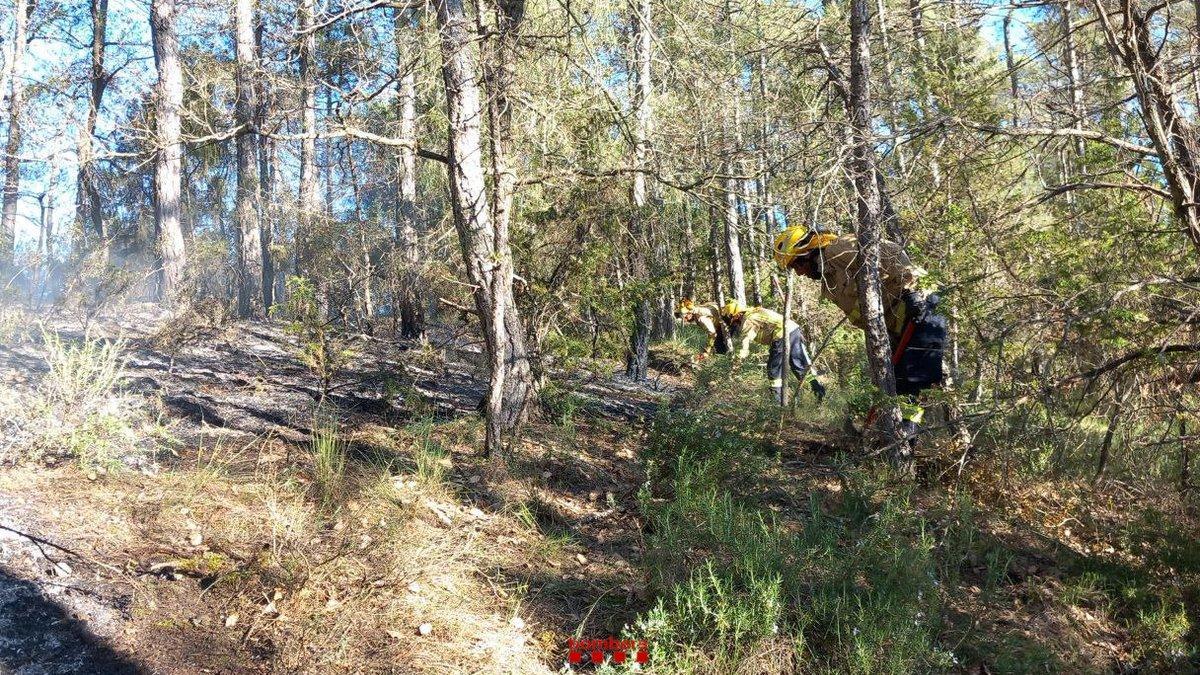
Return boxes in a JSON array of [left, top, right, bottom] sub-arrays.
[[635, 413, 951, 673]]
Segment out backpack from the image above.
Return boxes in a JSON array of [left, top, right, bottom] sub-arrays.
[[895, 297, 946, 396]]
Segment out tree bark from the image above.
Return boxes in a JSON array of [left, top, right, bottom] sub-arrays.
[[625, 0, 653, 380], [849, 0, 905, 460], [1003, 10, 1020, 125], [151, 0, 187, 302], [75, 0, 109, 256], [723, 175, 746, 304], [1, 0, 30, 270], [256, 20, 275, 310], [394, 7, 424, 339], [1063, 0, 1086, 157], [235, 0, 264, 318], [296, 0, 318, 280], [435, 0, 533, 456]]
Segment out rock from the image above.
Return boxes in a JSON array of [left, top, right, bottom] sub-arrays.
[[418, 623, 433, 636]]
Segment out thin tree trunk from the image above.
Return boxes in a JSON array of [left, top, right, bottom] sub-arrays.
[[626, 0, 653, 380], [849, 0, 904, 461], [1063, 0, 1086, 157], [1003, 10, 1020, 125], [75, 0, 109, 256], [151, 0, 186, 302], [1, 0, 29, 270], [683, 203, 696, 299], [394, 7, 423, 339], [435, 0, 533, 456], [723, 175, 746, 304], [708, 202, 726, 305], [256, 20, 274, 310], [296, 0, 318, 279], [1181, 418, 1191, 492], [235, 0, 264, 318]]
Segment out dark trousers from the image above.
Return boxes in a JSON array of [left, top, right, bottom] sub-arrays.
[[767, 328, 825, 400]]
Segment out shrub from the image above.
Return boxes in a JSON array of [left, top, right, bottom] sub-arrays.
[[1, 330, 158, 469]]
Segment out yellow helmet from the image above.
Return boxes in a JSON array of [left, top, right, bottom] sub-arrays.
[[721, 299, 745, 319], [773, 226, 838, 269]]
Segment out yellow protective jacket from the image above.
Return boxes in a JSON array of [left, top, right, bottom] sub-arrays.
[[688, 303, 723, 355], [812, 235, 922, 336], [734, 306, 799, 359]]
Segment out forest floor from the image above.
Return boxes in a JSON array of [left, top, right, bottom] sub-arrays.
[[0, 304, 1196, 673]]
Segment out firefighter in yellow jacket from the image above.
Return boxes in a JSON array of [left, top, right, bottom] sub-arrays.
[[771, 226, 945, 436], [675, 299, 728, 360], [719, 300, 827, 404]]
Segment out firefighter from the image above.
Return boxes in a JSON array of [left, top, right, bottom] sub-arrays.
[[719, 300, 827, 404], [674, 299, 728, 360], [771, 225, 945, 439]]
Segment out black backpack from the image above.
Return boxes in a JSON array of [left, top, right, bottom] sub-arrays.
[[896, 295, 946, 396]]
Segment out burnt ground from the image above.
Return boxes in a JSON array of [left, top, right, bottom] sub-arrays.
[[0, 304, 685, 674]]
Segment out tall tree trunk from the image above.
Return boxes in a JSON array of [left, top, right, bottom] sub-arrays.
[[435, 0, 533, 456], [394, 8, 424, 339], [708, 202, 725, 305], [1063, 0, 1086, 157], [296, 0, 318, 279], [1003, 10, 1020, 125], [256, 20, 274, 310], [849, 0, 905, 461], [626, 0, 653, 380], [235, 0, 264, 317], [75, 0, 109, 256], [723, 174, 746, 304], [1, 0, 30, 270], [151, 0, 187, 301]]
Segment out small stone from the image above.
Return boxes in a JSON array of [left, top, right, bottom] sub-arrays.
[[87, 472, 97, 481], [575, 553, 588, 565], [54, 562, 73, 577], [418, 623, 433, 636], [225, 614, 239, 628], [189, 532, 203, 547]]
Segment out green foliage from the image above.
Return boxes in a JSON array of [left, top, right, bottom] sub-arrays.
[[0, 330, 165, 469], [636, 413, 951, 673], [310, 417, 347, 506], [276, 276, 351, 401]]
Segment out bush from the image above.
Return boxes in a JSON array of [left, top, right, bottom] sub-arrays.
[[635, 413, 951, 673], [1, 330, 158, 469]]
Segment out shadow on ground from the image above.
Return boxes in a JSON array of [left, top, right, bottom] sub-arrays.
[[0, 566, 143, 674]]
